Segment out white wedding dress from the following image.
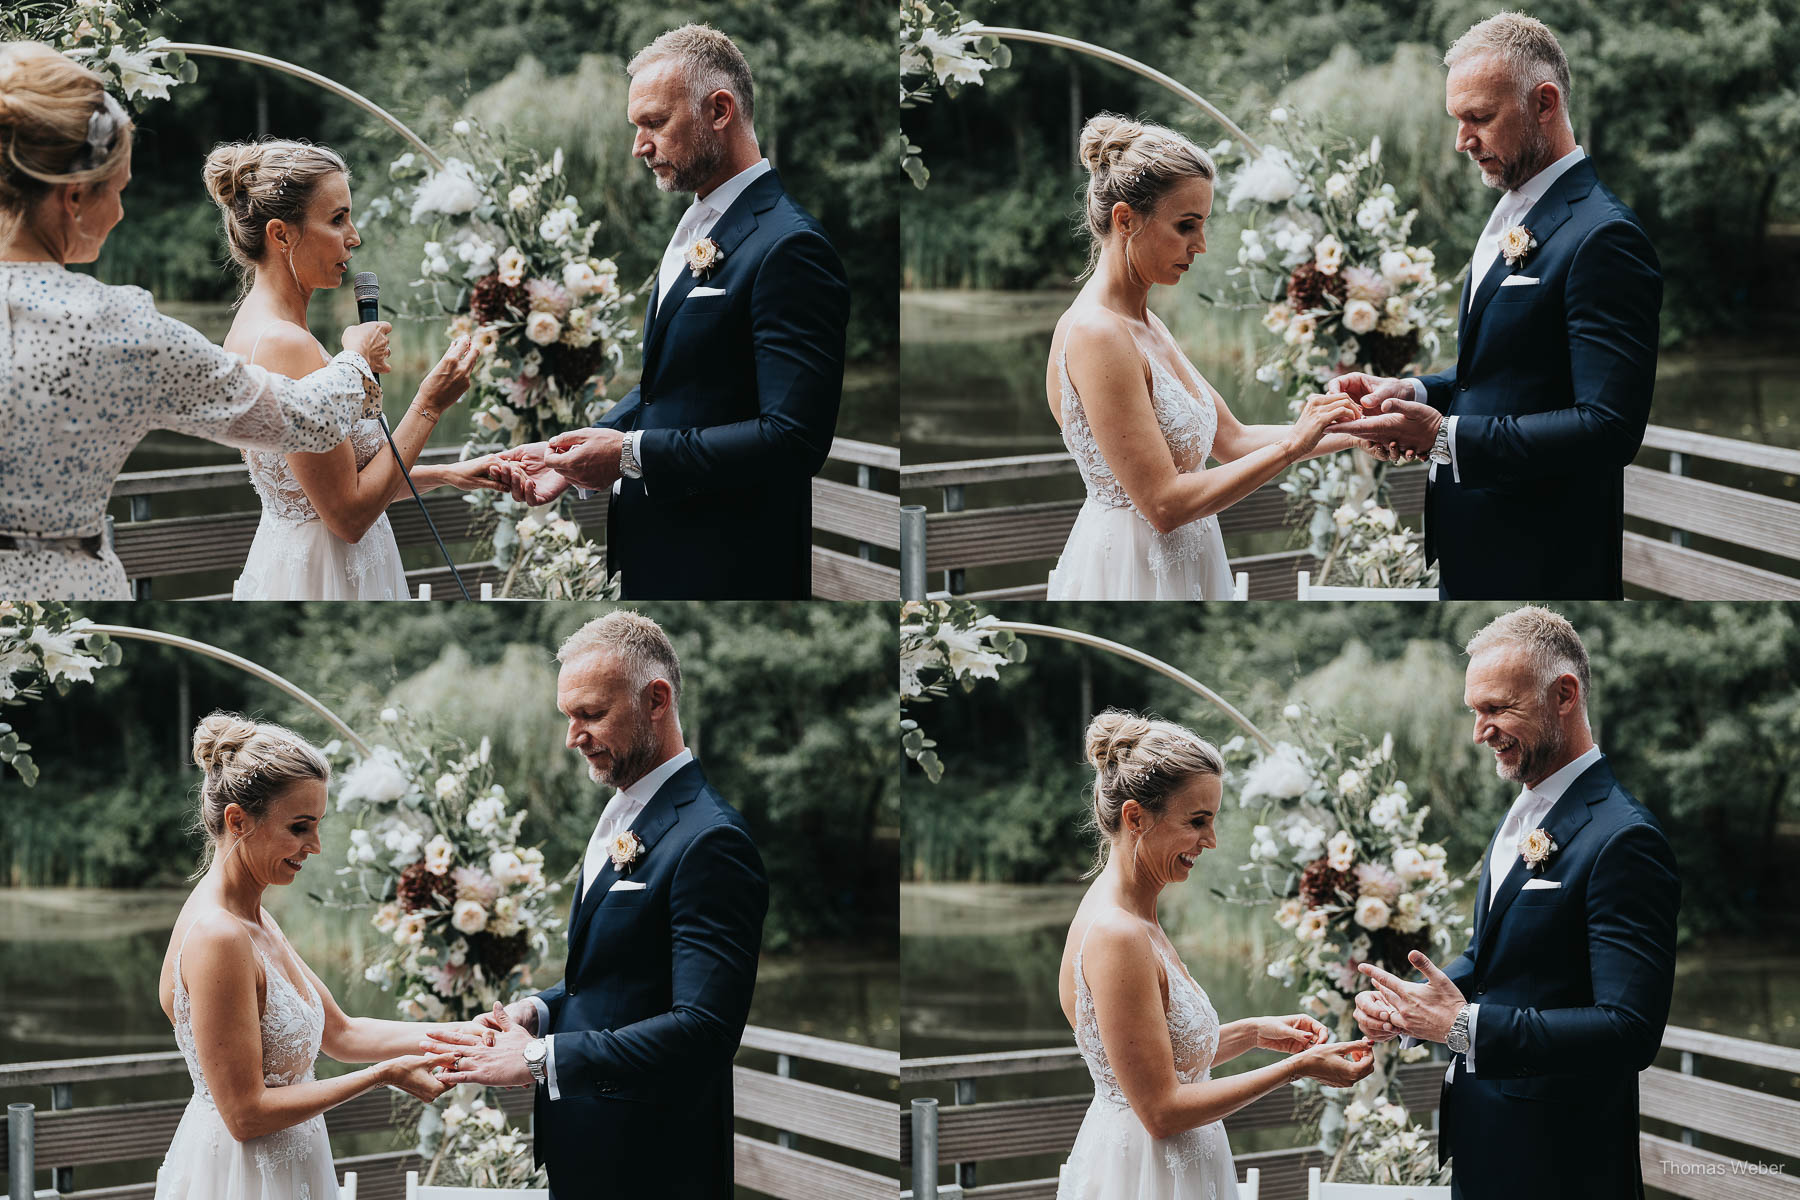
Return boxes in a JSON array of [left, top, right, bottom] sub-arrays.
[[1058, 920, 1240, 1200], [156, 926, 339, 1200], [234, 330, 408, 601], [1046, 330, 1235, 600]]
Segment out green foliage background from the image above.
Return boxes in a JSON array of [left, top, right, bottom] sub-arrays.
[[0, 602, 898, 952], [902, 602, 1800, 942], [77, 0, 896, 361], [901, 0, 1800, 346]]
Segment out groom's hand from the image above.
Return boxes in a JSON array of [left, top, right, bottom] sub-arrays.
[[1257, 1013, 1331, 1053], [1358, 950, 1464, 1043], [542, 429, 625, 491], [476, 999, 539, 1036], [1328, 394, 1442, 460], [1354, 987, 1402, 1042], [488, 442, 573, 506], [423, 1001, 535, 1089]]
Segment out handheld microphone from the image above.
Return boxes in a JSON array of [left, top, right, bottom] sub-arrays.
[[353, 270, 473, 601]]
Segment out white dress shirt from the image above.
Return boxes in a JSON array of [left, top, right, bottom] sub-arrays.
[[533, 746, 695, 1100], [1411, 146, 1589, 485], [1448, 742, 1602, 1078], [615, 158, 774, 495]]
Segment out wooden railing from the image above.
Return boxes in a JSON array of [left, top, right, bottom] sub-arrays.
[[899, 1025, 1800, 1200], [898, 425, 1800, 600], [108, 438, 900, 601], [2, 1025, 901, 1200]]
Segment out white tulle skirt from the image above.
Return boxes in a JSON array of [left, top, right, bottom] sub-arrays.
[[234, 512, 407, 601], [1058, 1096, 1238, 1200], [1046, 499, 1235, 601], [155, 1099, 338, 1200]]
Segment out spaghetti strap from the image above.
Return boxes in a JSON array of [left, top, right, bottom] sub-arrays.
[[247, 322, 333, 370]]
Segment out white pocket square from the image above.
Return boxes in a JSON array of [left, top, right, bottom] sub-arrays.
[[688, 285, 727, 297], [609, 879, 647, 892], [1500, 275, 1539, 287], [1521, 877, 1561, 890]]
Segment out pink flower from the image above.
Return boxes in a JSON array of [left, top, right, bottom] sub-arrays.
[[525, 278, 572, 319]]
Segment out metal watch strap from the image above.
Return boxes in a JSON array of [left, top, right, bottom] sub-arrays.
[[526, 1037, 548, 1084], [1429, 417, 1453, 466], [619, 432, 643, 479], [1447, 1004, 1472, 1055]]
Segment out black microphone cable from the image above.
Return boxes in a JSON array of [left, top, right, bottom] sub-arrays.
[[354, 271, 472, 601]]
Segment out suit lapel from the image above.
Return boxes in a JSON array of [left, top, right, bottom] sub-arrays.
[[1477, 757, 1607, 948], [639, 171, 784, 369], [1456, 159, 1596, 375], [564, 760, 707, 963]]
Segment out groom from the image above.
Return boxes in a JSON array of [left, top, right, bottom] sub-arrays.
[[1353, 607, 1679, 1199], [1328, 12, 1661, 599], [490, 24, 850, 599], [428, 611, 768, 1198]]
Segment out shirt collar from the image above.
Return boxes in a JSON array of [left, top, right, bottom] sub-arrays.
[[1502, 145, 1586, 218], [1517, 743, 1603, 812], [617, 746, 694, 807], [693, 157, 771, 222]]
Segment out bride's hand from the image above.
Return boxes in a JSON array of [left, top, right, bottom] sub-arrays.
[[380, 1052, 457, 1102], [415, 336, 481, 418], [341, 321, 393, 374], [1285, 392, 1362, 457], [436, 454, 504, 492], [1257, 1013, 1330, 1053], [1292, 1038, 1376, 1088]]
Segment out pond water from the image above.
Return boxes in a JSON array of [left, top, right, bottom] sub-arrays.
[[0, 887, 897, 1191], [901, 290, 1800, 592], [901, 882, 1800, 1192]]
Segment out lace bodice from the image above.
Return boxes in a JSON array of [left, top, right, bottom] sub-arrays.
[[1073, 928, 1221, 1107], [1057, 334, 1220, 512], [245, 419, 386, 523]]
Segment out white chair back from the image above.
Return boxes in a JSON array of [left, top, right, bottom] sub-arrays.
[[405, 1169, 551, 1200], [341, 1171, 358, 1200], [1306, 1166, 1451, 1199], [1294, 571, 1438, 601], [1238, 1165, 1261, 1199], [1232, 571, 1250, 600], [415, 583, 433, 601]]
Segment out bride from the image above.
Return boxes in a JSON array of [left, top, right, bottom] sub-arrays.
[[201, 140, 498, 601], [156, 713, 475, 1199], [1058, 711, 1372, 1199], [1047, 115, 1361, 600]]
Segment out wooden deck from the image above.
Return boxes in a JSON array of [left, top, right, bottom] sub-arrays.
[[2, 1025, 901, 1200], [899, 425, 1800, 600], [899, 1025, 1800, 1200], [108, 438, 900, 601]]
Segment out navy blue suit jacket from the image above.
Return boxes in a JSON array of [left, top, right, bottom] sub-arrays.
[[597, 169, 849, 599], [1417, 160, 1661, 599], [530, 760, 768, 1198], [1438, 756, 1679, 1199]]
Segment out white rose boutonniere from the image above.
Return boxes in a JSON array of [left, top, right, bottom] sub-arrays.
[[609, 830, 645, 875], [1499, 223, 1538, 268], [684, 236, 723, 279], [1518, 827, 1557, 870]]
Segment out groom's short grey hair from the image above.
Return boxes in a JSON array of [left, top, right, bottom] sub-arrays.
[[1465, 606, 1590, 703], [1445, 11, 1573, 118], [628, 24, 755, 126], [558, 611, 682, 708]]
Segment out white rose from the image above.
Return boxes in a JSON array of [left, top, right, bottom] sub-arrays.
[[1344, 1100, 1370, 1129], [452, 119, 471, 135], [525, 311, 561, 346], [1353, 895, 1391, 930], [1392, 847, 1427, 882], [1342, 299, 1379, 336], [1327, 830, 1358, 871], [1325, 172, 1351, 199], [1282, 703, 1303, 720], [1336, 769, 1364, 796], [408, 158, 482, 223], [450, 898, 488, 935], [434, 773, 460, 801], [1242, 743, 1313, 804], [379, 707, 399, 724], [508, 184, 533, 211], [1274, 897, 1304, 929], [496, 246, 527, 287], [372, 902, 401, 933], [563, 260, 598, 296], [1313, 235, 1345, 275], [424, 834, 454, 876], [1270, 106, 1288, 123], [539, 208, 578, 245], [442, 1103, 467, 1129]]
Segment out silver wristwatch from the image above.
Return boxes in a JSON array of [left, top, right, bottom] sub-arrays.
[[1427, 417, 1453, 466], [618, 431, 643, 479], [1446, 1004, 1472, 1055], [523, 1037, 549, 1085]]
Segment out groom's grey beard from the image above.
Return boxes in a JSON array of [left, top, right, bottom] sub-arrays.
[[589, 703, 661, 790], [655, 125, 728, 194], [1483, 116, 1556, 192], [1495, 712, 1569, 784]]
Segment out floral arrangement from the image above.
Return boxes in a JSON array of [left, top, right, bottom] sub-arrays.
[[509, 512, 621, 600], [1218, 108, 1451, 590], [322, 707, 562, 1022], [0, 601, 118, 786], [898, 0, 1009, 188], [377, 118, 635, 584], [1220, 703, 1458, 1186], [416, 1095, 546, 1190], [6, 0, 194, 107], [898, 599, 1024, 781]]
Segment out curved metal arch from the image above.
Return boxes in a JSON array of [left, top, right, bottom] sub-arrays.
[[87, 625, 371, 756], [984, 621, 1274, 752], [967, 27, 1264, 158], [164, 44, 445, 171]]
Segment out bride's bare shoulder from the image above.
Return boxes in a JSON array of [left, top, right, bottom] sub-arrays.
[[176, 907, 256, 971]]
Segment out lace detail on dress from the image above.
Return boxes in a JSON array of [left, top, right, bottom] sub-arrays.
[[244, 419, 386, 523], [1056, 337, 1224, 582], [171, 931, 329, 1173]]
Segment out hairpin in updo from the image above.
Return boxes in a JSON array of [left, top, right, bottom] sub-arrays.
[[72, 90, 127, 174]]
